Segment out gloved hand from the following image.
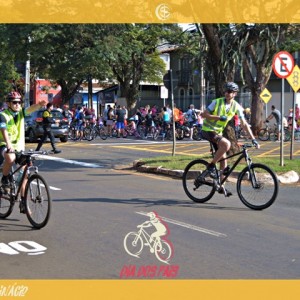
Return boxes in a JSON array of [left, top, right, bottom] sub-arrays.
[[252, 139, 259, 148], [219, 115, 227, 122]]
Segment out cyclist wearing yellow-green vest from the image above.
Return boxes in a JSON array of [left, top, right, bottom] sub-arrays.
[[0, 91, 46, 212], [201, 82, 259, 196]]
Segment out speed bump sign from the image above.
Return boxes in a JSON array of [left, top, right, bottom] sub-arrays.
[[260, 88, 272, 103]]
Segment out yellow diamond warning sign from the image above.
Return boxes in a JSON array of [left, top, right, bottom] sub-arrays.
[[286, 65, 300, 93], [260, 88, 272, 104]]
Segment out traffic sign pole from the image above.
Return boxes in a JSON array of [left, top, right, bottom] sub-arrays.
[[286, 65, 300, 160], [280, 79, 284, 167], [272, 51, 295, 167]]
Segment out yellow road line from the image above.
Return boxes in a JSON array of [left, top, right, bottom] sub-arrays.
[[116, 169, 170, 181], [256, 145, 284, 157], [112, 145, 199, 156]]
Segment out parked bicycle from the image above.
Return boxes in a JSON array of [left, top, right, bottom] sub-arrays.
[[124, 223, 173, 264], [137, 121, 160, 140], [91, 123, 108, 140], [182, 142, 279, 210], [0, 150, 51, 229], [258, 121, 290, 142]]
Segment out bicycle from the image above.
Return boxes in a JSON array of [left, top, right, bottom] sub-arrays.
[[182, 142, 279, 210], [137, 121, 160, 140], [68, 121, 77, 140], [0, 150, 51, 229], [91, 123, 108, 140], [258, 121, 290, 142], [124, 223, 173, 264]]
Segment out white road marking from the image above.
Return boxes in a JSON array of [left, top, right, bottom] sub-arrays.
[[136, 211, 227, 238], [32, 181, 61, 191], [38, 155, 103, 168]]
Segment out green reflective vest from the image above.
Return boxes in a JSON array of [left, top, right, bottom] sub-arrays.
[[0, 109, 25, 151], [202, 97, 238, 135]]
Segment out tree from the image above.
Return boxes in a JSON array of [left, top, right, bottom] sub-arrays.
[[2, 24, 110, 104], [100, 24, 183, 108], [200, 24, 299, 136], [1, 24, 183, 108], [0, 25, 22, 103]]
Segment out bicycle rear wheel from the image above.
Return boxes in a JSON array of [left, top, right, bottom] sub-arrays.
[[237, 163, 278, 210], [0, 193, 14, 218], [182, 159, 215, 203], [258, 129, 270, 141], [25, 174, 51, 229], [123, 232, 143, 257]]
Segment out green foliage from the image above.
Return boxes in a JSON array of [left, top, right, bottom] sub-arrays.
[[141, 154, 300, 174], [0, 24, 183, 106], [0, 25, 21, 102], [100, 24, 183, 108]]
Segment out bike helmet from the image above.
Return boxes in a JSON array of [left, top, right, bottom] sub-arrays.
[[7, 91, 22, 101], [147, 212, 157, 220], [224, 82, 239, 92]]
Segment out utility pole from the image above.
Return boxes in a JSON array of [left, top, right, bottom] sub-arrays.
[[24, 36, 31, 107], [88, 74, 93, 109]]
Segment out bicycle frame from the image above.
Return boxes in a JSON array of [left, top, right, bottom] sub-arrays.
[[10, 154, 38, 200], [136, 226, 158, 251], [209, 143, 253, 187]]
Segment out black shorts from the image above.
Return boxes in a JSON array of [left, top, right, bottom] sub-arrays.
[[201, 130, 224, 151], [0, 145, 6, 166]]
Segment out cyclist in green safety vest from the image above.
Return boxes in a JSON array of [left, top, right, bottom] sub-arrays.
[[0, 91, 47, 212], [201, 82, 259, 196]]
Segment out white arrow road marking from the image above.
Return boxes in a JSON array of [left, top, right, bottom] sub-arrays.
[[38, 155, 103, 168], [136, 211, 227, 238]]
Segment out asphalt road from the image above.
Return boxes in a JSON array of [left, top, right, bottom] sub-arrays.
[[0, 138, 299, 279]]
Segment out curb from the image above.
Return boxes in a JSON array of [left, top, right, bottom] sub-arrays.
[[132, 160, 300, 185]]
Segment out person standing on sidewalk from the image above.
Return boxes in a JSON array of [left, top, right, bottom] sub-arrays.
[[35, 102, 62, 154], [115, 105, 126, 138]]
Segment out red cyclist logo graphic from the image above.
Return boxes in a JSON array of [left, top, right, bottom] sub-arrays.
[[123, 211, 173, 264]]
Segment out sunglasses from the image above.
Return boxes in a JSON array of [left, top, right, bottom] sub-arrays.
[[225, 90, 235, 93], [11, 101, 22, 105]]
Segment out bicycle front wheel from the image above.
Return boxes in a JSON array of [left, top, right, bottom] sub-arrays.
[[124, 232, 143, 257], [25, 174, 51, 229], [0, 193, 14, 218], [258, 129, 270, 141], [283, 128, 291, 142], [99, 127, 107, 140], [155, 240, 173, 264], [182, 159, 215, 203], [237, 163, 278, 210], [84, 127, 94, 141], [69, 127, 77, 140]]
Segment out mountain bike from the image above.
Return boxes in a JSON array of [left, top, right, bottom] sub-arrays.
[[124, 223, 173, 264], [182, 142, 279, 210], [258, 121, 290, 142], [0, 150, 51, 229]]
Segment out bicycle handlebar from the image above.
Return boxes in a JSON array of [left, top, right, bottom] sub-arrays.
[[15, 150, 49, 165], [16, 150, 49, 156]]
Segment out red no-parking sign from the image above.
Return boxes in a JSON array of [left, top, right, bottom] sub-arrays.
[[272, 51, 294, 78]]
